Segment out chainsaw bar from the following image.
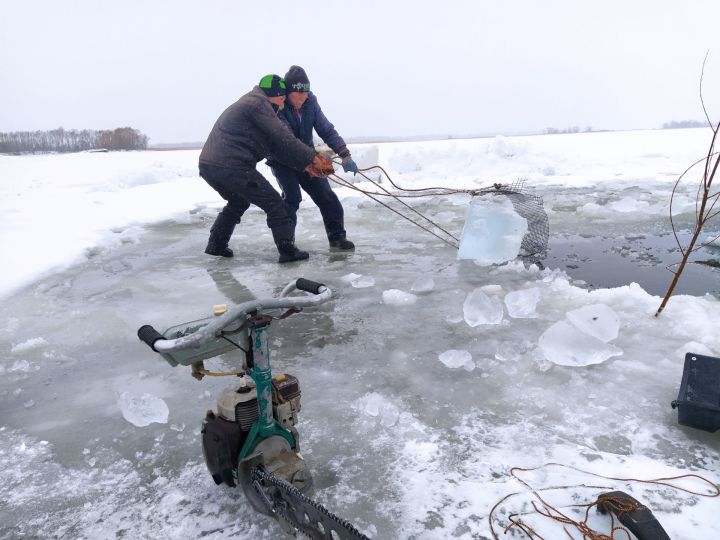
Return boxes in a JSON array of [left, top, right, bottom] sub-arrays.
[[250, 466, 369, 540]]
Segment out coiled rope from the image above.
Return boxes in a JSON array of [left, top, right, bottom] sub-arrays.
[[488, 462, 720, 539]]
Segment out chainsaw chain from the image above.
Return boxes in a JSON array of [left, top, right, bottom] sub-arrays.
[[250, 466, 369, 540]]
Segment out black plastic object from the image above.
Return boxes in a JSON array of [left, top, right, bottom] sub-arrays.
[[201, 411, 243, 487], [596, 491, 671, 540], [295, 278, 324, 294], [137, 325, 164, 351], [671, 352, 720, 432]]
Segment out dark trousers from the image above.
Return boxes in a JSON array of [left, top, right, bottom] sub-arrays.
[[199, 162, 293, 230], [271, 164, 346, 241]]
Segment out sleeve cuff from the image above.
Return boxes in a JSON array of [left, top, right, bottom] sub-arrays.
[[337, 147, 351, 159]]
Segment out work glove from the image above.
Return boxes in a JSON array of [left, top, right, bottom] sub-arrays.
[[342, 156, 359, 175], [304, 154, 334, 178]]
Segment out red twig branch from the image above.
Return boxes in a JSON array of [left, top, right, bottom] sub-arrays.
[[656, 54, 718, 317], [656, 120, 720, 316]]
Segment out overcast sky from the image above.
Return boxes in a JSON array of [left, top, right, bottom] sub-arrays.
[[1, 0, 719, 144]]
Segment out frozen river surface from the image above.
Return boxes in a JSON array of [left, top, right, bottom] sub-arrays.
[[1, 131, 720, 539]]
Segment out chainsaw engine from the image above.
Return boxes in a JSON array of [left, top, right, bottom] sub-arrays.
[[201, 373, 303, 488]]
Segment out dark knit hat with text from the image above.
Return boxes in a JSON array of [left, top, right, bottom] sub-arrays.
[[259, 74, 286, 97], [285, 65, 310, 93]]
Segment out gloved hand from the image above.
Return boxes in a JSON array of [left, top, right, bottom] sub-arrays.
[[304, 153, 334, 178], [342, 156, 359, 175]]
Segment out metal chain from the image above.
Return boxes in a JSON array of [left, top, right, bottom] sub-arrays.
[[250, 466, 370, 540]]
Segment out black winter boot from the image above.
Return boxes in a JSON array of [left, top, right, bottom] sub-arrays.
[[329, 238, 355, 251], [277, 240, 309, 263], [272, 225, 309, 264], [205, 213, 237, 257], [206, 245, 234, 257]]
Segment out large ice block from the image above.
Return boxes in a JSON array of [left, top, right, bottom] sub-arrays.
[[457, 195, 528, 264]]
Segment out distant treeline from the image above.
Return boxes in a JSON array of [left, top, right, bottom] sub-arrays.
[[545, 126, 594, 135], [0, 127, 149, 153], [661, 120, 708, 129]]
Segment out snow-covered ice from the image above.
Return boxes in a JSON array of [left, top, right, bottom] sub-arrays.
[[675, 340, 715, 357], [1, 129, 720, 539]]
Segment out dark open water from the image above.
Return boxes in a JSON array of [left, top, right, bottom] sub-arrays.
[[546, 231, 720, 298]]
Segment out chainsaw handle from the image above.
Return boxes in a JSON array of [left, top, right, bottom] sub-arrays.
[[139, 278, 332, 354], [137, 325, 164, 351], [295, 278, 325, 295]]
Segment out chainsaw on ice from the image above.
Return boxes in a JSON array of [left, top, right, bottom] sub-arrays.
[[138, 278, 368, 539]]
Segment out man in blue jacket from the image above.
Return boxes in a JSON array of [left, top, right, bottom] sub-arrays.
[[269, 65, 358, 251]]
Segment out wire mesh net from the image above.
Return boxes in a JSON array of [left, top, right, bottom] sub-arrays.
[[477, 180, 549, 260]]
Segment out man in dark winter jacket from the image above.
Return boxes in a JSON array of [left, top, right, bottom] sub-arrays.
[[268, 65, 358, 251], [199, 74, 332, 263]]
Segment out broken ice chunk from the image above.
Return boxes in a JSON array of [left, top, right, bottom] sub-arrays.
[[351, 276, 375, 288], [355, 392, 400, 426], [341, 272, 362, 283], [9, 360, 32, 373], [539, 320, 623, 367], [118, 392, 169, 427], [566, 304, 620, 343], [382, 289, 418, 306], [480, 284, 503, 294], [504, 287, 541, 318], [463, 288, 503, 326], [11, 337, 48, 353], [609, 197, 650, 213], [411, 276, 435, 293], [438, 350, 475, 371], [457, 195, 528, 264]]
